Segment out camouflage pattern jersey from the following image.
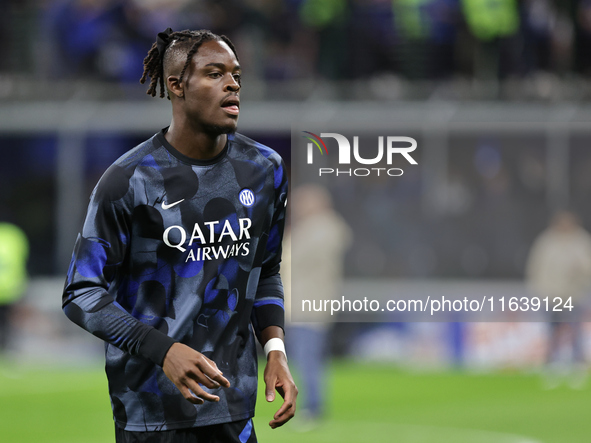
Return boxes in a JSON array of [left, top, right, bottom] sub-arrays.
[[62, 129, 287, 431]]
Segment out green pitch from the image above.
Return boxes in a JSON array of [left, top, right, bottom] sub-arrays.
[[0, 360, 588, 443]]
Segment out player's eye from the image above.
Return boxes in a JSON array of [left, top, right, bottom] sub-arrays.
[[209, 72, 222, 78], [233, 73, 241, 81]]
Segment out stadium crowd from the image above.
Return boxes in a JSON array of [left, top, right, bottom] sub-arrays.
[[1, 0, 591, 85]]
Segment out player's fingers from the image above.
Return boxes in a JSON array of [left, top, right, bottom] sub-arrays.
[[188, 369, 223, 390], [178, 385, 205, 405], [203, 355, 223, 374], [269, 417, 291, 429], [184, 378, 221, 403], [269, 401, 296, 429], [273, 387, 296, 419], [264, 375, 276, 402], [196, 358, 231, 388], [273, 401, 294, 421]]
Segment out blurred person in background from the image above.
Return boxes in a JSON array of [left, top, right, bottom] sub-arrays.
[[284, 184, 352, 429], [298, 0, 350, 80], [0, 221, 29, 354], [521, 0, 556, 75], [460, 0, 521, 81], [393, 0, 461, 80], [62, 28, 296, 442], [525, 210, 591, 388], [575, 0, 591, 76]]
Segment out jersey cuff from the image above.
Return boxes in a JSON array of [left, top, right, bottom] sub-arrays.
[[138, 329, 177, 366]]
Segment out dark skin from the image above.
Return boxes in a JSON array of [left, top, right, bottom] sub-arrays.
[[164, 39, 241, 159], [261, 326, 298, 429], [160, 39, 298, 429]]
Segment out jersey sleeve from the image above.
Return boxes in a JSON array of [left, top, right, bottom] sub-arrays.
[[62, 164, 176, 366], [251, 157, 288, 340]]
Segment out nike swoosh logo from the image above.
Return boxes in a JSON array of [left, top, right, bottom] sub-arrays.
[[161, 199, 185, 210]]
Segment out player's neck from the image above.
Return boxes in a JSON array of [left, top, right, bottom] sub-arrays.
[[165, 120, 227, 160]]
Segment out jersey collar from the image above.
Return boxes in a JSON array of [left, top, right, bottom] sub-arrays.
[[157, 127, 231, 166]]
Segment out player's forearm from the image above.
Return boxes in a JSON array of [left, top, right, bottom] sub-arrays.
[[251, 273, 285, 341], [261, 325, 284, 345], [63, 285, 176, 365]]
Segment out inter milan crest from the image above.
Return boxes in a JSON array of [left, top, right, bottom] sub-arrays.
[[239, 188, 255, 207]]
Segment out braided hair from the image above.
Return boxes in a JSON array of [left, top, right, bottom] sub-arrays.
[[140, 29, 240, 99]]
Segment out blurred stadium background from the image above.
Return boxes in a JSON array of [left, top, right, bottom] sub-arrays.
[[2, 0, 591, 442]]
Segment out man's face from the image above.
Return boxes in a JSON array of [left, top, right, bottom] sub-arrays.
[[181, 39, 241, 134]]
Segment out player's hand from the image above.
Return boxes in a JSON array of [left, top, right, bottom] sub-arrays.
[[264, 350, 298, 428], [162, 342, 230, 405]]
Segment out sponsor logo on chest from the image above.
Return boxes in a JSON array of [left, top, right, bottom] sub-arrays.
[[163, 218, 252, 262]]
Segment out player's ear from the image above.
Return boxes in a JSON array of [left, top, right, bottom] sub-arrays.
[[167, 75, 184, 99]]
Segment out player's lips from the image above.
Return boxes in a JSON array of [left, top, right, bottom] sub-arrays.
[[221, 96, 240, 116]]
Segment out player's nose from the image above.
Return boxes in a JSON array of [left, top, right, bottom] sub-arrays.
[[225, 75, 240, 92]]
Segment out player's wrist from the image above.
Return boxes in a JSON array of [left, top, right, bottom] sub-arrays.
[[267, 349, 286, 357], [264, 337, 287, 361]]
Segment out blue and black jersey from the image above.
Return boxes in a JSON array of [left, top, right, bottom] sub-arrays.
[[62, 129, 288, 431]]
